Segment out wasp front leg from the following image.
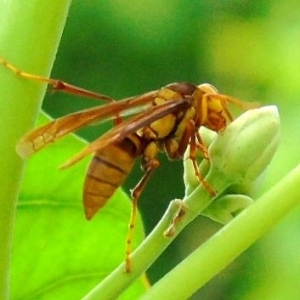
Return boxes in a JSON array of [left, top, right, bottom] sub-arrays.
[[188, 123, 216, 196], [165, 119, 216, 196], [195, 131, 209, 160], [125, 141, 160, 272]]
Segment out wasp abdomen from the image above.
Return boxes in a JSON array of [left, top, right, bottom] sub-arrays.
[[83, 135, 142, 220]]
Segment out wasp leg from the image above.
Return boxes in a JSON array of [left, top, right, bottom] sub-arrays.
[[164, 118, 214, 195], [125, 143, 159, 273], [186, 121, 216, 196], [0, 57, 114, 102], [195, 131, 209, 159]]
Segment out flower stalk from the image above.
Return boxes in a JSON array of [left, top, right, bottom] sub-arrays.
[[84, 106, 281, 299]]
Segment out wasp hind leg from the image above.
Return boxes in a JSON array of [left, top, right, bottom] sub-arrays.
[[0, 57, 114, 102], [125, 143, 160, 273]]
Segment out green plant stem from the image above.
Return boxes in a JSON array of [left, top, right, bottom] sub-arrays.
[[83, 105, 280, 299], [81, 199, 198, 300], [82, 173, 223, 299], [141, 164, 300, 300], [0, 2, 71, 299]]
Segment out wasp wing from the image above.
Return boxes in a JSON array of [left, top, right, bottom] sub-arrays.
[[61, 98, 190, 169], [16, 91, 157, 158]]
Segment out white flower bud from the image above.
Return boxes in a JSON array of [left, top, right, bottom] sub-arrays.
[[183, 106, 280, 220], [209, 106, 280, 186]]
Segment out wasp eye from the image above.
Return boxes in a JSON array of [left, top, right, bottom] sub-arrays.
[[197, 83, 219, 94]]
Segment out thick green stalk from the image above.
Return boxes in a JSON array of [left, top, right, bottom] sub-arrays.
[[141, 164, 300, 299], [0, 2, 71, 299]]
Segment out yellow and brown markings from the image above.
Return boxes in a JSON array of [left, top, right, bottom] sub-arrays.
[[1, 56, 257, 272]]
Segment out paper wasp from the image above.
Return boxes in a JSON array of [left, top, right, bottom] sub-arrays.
[[1, 57, 255, 272]]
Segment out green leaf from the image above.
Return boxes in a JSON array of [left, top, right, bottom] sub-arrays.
[[12, 113, 146, 299]]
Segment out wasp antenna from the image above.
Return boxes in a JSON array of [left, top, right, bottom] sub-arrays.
[[224, 95, 260, 110]]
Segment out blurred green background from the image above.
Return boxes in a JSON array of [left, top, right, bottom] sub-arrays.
[[42, 1, 300, 299]]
